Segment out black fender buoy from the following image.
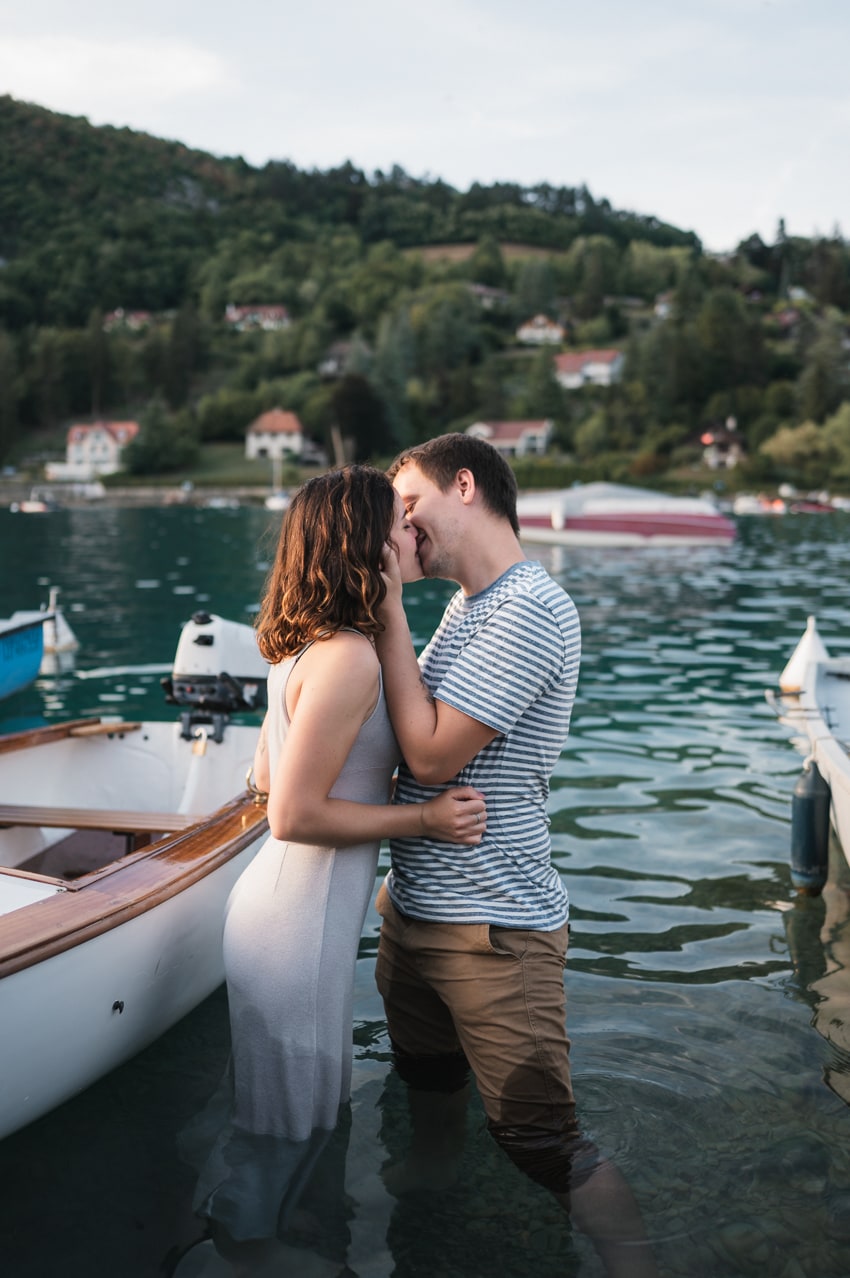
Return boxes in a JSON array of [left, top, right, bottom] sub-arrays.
[[790, 758, 831, 895]]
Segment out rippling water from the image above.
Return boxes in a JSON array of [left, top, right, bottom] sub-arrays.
[[2, 505, 850, 1277]]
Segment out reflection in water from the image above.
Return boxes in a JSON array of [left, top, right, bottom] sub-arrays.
[[3, 510, 850, 1275], [783, 837, 850, 1107], [175, 1094, 355, 1277]]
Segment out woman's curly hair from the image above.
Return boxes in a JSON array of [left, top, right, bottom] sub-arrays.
[[255, 465, 396, 662]]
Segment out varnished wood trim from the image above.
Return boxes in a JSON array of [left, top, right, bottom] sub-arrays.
[[0, 719, 109, 756], [68, 721, 143, 738], [0, 794, 269, 979]]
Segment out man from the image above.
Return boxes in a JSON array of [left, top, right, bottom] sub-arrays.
[[375, 433, 657, 1278]]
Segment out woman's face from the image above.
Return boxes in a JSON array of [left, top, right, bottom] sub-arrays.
[[389, 490, 422, 583]]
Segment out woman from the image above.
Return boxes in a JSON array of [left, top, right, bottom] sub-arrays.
[[188, 466, 486, 1258]]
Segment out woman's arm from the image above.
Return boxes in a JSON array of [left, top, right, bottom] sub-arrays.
[[252, 712, 271, 793], [266, 632, 485, 847]]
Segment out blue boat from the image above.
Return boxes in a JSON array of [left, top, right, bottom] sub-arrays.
[[0, 616, 45, 700]]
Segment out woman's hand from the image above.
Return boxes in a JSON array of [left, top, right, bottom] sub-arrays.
[[420, 786, 487, 844], [380, 539, 404, 604]]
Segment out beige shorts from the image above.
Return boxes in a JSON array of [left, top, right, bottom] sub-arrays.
[[374, 880, 576, 1134]]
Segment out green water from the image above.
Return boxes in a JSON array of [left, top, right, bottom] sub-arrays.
[[2, 505, 850, 1276]]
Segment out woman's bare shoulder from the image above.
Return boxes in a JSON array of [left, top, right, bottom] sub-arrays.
[[300, 630, 379, 678]]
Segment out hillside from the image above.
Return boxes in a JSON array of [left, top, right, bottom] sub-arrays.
[[0, 94, 698, 328], [0, 94, 848, 494]]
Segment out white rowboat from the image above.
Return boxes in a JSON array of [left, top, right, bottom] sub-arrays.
[[0, 612, 269, 1141]]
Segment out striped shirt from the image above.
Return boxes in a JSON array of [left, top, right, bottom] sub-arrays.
[[387, 560, 580, 929]]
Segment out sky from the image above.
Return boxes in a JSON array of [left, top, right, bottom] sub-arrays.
[[1, 0, 847, 253]]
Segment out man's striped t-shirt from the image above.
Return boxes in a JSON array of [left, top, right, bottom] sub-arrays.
[[387, 559, 581, 930]]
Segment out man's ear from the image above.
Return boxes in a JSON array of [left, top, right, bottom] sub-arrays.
[[456, 468, 476, 505]]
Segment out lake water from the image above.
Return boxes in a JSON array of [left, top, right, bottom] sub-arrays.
[[1, 504, 850, 1278]]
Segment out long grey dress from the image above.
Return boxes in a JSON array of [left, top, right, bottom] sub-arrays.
[[188, 639, 400, 1239]]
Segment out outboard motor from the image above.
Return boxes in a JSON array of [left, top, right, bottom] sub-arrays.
[[162, 610, 269, 740]]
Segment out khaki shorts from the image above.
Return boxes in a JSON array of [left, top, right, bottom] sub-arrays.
[[374, 880, 576, 1133]]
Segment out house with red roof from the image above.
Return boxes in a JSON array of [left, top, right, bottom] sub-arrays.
[[516, 314, 565, 345], [225, 304, 291, 332], [246, 409, 327, 466], [245, 409, 306, 461], [466, 419, 554, 458], [554, 349, 624, 390], [45, 420, 140, 480]]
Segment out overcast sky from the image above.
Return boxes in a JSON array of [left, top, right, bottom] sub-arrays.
[[1, 0, 846, 253]]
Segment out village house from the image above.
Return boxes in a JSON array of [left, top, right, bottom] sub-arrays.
[[554, 349, 624, 390], [318, 340, 357, 379], [467, 283, 512, 311], [654, 291, 674, 320], [700, 417, 746, 469], [44, 420, 140, 481], [102, 309, 153, 332], [225, 304, 291, 332], [245, 409, 305, 461], [515, 314, 565, 345], [466, 419, 554, 458]]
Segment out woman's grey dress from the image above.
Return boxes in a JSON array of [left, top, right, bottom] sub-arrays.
[[187, 642, 400, 1239]]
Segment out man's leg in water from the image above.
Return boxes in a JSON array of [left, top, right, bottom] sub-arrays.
[[375, 887, 658, 1277]]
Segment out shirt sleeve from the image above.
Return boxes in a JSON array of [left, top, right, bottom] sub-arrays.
[[432, 593, 575, 734]]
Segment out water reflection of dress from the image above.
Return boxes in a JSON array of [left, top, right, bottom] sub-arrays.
[[186, 644, 400, 1242]]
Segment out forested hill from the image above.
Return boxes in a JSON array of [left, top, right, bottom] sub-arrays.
[[0, 94, 698, 328]]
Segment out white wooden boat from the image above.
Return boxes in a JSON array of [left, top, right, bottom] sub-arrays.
[[772, 617, 850, 864], [517, 482, 736, 547], [0, 612, 269, 1141]]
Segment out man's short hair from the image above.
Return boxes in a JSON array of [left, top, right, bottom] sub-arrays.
[[388, 433, 519, 535]]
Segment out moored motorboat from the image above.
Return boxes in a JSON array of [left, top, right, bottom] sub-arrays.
[[769, 617, 850, 879], [8, 586, 80, 676], [0, 611, 270, 1141], [516, 482, 736, 547], [0, 616, 45, 701]]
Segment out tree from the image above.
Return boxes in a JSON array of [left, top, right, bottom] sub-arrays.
[[124, 399, 200, 473], [374, 308, 415, 448], [514, 258, 556, 320], [331, 373, 393, 461], [86, 309, 111, 417], [0, 330, 20, 460], [796, 311, 848, 423], [163, 304, 202, 409], [467, 235, 507, 288]]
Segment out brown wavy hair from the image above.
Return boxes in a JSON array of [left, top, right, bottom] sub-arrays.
[[255, 465, 396, 662]]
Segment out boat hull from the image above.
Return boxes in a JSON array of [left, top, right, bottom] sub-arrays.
[[0, 717, 267, 1140], [774, 622, 850, 866], [517, 484, 736, 547], [0, 834, 263, 1140], [0, 617, 44, 700]]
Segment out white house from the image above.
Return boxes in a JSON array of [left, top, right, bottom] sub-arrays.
[[466, 419, 554, 458], [516, 314, 565, 345], [700, 417, 746, 470], [45, 420, 140, 480], [245, 409, 306, 461], [554, 349, 624, 390], [225, 304, 290, 332]]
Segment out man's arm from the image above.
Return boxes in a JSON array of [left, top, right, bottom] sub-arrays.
[[375, 586, 498, 785]]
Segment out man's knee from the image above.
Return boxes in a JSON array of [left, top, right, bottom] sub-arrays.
[[488, 1121, 601, 1194], [390, 1040, 470, 1094]]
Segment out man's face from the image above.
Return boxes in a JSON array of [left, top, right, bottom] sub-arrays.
[[391, 462, 463, 581]]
